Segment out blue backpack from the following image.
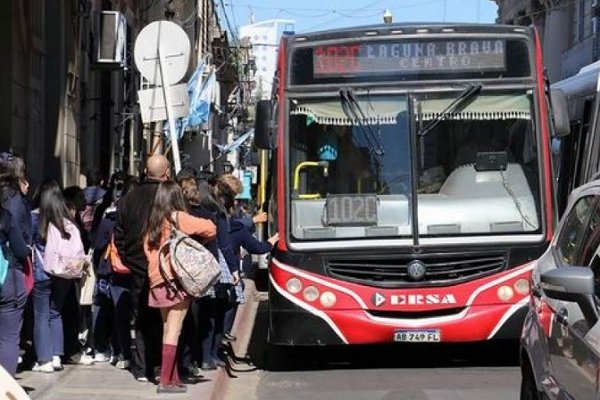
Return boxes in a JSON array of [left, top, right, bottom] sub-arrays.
[[0, 244, 10, 291]]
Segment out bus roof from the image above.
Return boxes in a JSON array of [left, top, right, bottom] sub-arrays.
[[552, 61, 600, 120], [290, 23, 533, 42]]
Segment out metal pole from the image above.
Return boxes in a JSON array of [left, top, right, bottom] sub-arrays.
[[158, 44, 182, 173]]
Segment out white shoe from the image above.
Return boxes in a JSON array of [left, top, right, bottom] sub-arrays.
[[94, 352, 110, 363], [115, 359, 130, 369], [77, 354, 95, 365], [32, 361, 54, 373], [52, 356, 63, 371]]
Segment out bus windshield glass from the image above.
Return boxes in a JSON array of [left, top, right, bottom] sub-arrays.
[[288, 90, 541, 241]]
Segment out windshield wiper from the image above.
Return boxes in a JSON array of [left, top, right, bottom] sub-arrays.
[[418, 83, 482, 137], [339, 88, 385, 156]]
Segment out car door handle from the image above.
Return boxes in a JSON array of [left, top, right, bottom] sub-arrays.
[[557, 308, 569, 326]]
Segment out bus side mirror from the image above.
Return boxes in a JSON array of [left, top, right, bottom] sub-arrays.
[[254, 100, 273, 149], [551, 89, 570, 138]]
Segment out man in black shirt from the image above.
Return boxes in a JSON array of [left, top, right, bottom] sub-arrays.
[[114, 155, 170, 382]]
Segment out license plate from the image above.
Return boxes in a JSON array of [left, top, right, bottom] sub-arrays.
[[394, 329, 441, 342]]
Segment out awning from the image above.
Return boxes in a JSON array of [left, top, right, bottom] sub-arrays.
[[291, 96, 407, 126], [418, 94, 531, 121]]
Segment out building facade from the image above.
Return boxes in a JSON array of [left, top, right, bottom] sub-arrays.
[[0, 0, 237, 187], [239, 19, 295, 100], [494, 0, 600, 82]]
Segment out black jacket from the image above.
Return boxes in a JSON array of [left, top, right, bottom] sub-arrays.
[[114, 179, 160, 278], [189, 205, 239, 273], [93, 208, 117, 276], [0, 186, 31, 271]]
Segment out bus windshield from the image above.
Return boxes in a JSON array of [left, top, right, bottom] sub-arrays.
[[288, 90, 541, 241]]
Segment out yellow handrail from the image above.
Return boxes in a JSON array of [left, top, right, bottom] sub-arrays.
[[293, 161, 329, 199]]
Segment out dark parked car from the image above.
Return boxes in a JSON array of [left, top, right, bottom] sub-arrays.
[[521, 180, 600, 400]]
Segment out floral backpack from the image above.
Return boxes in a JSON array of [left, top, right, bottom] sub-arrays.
[[159, 213, 220, 298]]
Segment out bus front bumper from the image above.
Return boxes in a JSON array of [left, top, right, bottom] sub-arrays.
[[268, 258, 534, 346]]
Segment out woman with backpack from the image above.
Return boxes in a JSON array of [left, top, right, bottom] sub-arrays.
[[0, 153, 32, 377], [143, 181, 216, 394], [37, 182, 91, 371], [30, 180, 63, 373]]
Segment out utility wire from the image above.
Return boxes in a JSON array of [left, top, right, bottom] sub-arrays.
[[219, 0, 239, 42]]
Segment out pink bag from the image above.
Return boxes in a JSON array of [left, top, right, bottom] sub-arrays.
[[22, 256, 34, 295]]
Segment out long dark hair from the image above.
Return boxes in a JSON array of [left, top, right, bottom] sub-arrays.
[[144, 181, 188, 250], [0, 153, 25, 203], [39, 181, 72, 241], [197, 179, 222, 213]]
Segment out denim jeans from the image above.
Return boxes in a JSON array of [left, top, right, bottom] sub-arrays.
[[0, 268, 26, 376], [32, 280, 53, 364], [42, 276, 75, 361], [197, 297, 227, 364], [92, 277, 112, 354], [110, 274, 132, 360]]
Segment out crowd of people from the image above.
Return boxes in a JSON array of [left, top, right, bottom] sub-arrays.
[[0, 153, 277, 394]]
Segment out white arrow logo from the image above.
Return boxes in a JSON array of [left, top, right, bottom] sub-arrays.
[[372, 292, 386, 307]]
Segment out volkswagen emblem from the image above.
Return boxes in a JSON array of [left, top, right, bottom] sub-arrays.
[[406, 260, 427, 281]]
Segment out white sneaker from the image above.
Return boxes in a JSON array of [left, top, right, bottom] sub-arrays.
[[77, 354, 95, 365], [52, 356, 63, 371], [32, 362, 54, 373], [116, 359, 130, 369], [94, 352, 110, 363]]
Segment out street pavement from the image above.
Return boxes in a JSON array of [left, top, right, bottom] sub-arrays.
[[224, 300, 522, 400], [16, 356, 218, 399]]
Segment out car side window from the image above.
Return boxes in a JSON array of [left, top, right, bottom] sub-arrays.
[[573, 198, 600, 296], [556, 195, 596, 266]]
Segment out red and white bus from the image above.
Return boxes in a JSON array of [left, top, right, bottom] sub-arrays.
[[254, 23, 569, 345]]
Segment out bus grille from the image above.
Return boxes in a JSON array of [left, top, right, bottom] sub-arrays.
[[326, 253, 508, 287]]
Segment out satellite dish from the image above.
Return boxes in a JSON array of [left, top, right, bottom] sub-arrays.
[[134, 21, 191, 85]]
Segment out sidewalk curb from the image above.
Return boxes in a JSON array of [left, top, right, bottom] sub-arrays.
[[209, 278, 259, 400]]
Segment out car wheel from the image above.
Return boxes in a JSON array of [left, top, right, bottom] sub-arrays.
[[520, 360, 542, 400]]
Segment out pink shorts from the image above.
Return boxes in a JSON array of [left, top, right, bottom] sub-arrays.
[[148, 281, 188, 308]]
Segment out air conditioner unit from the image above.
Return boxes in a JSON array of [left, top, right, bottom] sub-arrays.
[[96, 11, 127, 67]]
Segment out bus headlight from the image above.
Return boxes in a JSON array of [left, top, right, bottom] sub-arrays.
[[514, 279, 530, 295], [320, 291, 337, 308], [303, 286, 320, 302], [497, 285, 514, 302], [286, 277, 303, 294]]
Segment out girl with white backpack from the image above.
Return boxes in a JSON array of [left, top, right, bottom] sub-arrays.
[[34, 182, 92, 372]]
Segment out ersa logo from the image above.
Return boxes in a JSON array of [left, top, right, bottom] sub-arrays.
[[371, 292, 457, 307]]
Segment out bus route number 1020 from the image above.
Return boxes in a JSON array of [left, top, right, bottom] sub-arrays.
[[325, 195, 378, 226]]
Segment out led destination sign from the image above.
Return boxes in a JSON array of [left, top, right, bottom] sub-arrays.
[[313, 39, 506, 76]]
